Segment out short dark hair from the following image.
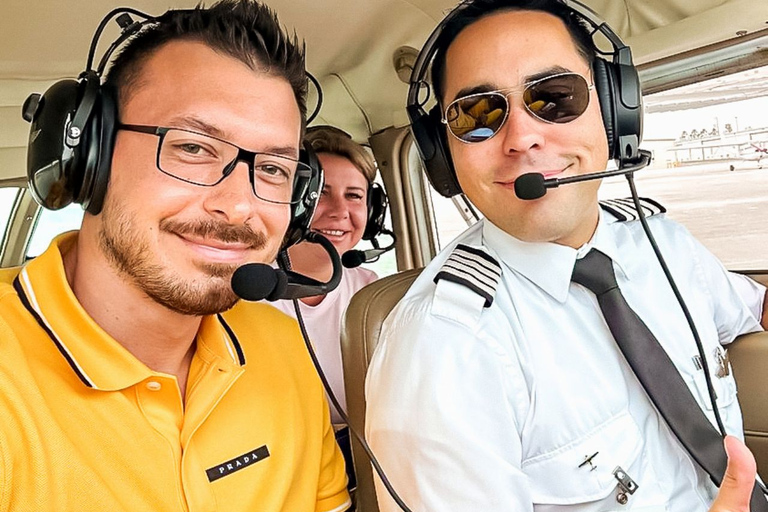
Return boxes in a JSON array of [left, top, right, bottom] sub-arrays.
[[431, 0, 597, 104], [105, 0, 307, 128]]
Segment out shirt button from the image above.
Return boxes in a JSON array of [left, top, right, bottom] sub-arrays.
[[146, 381, 162, 391]]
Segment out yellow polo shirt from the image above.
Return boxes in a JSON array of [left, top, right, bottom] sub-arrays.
[[0, 232, 350, 512]]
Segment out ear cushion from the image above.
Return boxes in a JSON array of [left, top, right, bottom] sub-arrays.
[[363, 183, 388, 241], [409, 103, 462, 198], [592, 58, 617, 160], [592, 57, 643, 164], [79, 83, 118, 215], [612, 62, 643, 162]]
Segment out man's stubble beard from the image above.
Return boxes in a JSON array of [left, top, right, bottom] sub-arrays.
[[98, 200, 270, 316]]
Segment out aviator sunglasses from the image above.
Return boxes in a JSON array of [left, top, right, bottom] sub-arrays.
[[442, 72, 594, 143]]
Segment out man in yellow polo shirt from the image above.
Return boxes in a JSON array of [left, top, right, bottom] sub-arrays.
[[0, 1, 350, 511]]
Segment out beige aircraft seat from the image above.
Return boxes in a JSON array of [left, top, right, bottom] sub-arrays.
[[728, 331, 768, 476], [341, 268, 422, 512], [339, 268, 768, 511]]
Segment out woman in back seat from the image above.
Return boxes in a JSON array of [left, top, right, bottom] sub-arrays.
[[270, 125, 380, 492]]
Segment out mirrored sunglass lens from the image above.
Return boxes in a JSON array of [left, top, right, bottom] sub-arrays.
[[447, 93, 508, 142], [524, 74, 589, 123]]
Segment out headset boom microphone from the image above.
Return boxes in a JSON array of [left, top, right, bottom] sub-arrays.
[[231, 232, 342, 301], [341, 228, 396, 268], [514, 150, 652, 200]]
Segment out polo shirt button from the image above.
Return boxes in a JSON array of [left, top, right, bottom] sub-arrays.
[[146, 381, 162, 391]]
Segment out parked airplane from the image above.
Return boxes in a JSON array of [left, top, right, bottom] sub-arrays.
[[731, 143, 767, 170]]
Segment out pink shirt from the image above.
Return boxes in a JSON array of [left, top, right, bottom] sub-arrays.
[[270, 266, 378, 424]]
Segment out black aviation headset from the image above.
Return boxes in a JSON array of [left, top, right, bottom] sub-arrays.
[[363, 181, 389, 241], [406, 0, 643, 198], [21, 7, 323, 251], [338, 180, 395, 268]]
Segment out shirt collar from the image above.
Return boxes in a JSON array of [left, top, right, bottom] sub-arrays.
[[580, 208, 630, 282], [16, 232, 244, 391], [481, 208, 629, 303]]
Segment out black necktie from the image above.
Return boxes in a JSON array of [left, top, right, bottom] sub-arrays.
[[572, 248, 767, 511]]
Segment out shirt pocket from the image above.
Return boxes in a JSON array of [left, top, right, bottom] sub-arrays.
[[685, 360, 742, 437], [687, 370, 737, 411], [522, 411, 665, 511]]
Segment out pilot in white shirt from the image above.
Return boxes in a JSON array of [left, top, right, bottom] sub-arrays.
[[366, 207, 764, 512], [366, 0, 767, 509]]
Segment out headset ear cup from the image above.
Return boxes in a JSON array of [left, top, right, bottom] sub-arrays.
[[613, 62, 643, 162], [593, 58, 643, 164], [24, 79, 84, 210], [363, 183, 388, 241], [282, 142, 323, 249], [409, 103, 462, 198], [80, 84, 117, 215], [592, 58, 617, 161]]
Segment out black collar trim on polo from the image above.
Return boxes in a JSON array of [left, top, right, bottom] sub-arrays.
[[217, 313, 246, 366], [14, 272, 244, 383], [13, 276, 95, 388]]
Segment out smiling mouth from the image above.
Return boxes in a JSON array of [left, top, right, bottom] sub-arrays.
[[502, 166, 571, 186], [540, 169, 566, 179], [174, 233, 253, 264], [189, 238, 251, 251], [314, 229, 347, 237]]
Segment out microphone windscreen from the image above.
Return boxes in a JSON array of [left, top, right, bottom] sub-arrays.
[[341, 250, 366, 269], [231, 263, 280, 301], [514, 173, 547, 200], [266, 270, 289, 301]]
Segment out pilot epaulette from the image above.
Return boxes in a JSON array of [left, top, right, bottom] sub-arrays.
[[599, 197, 666, 222], [433, 244, 501, 307]]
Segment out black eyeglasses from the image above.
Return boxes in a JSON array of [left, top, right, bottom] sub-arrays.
[[118, 124, 312, 205], [442, 72, 594, 143]]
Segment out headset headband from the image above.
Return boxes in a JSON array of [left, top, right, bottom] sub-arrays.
[[88, 8, 155, 76], [407, 0, 631, 109]]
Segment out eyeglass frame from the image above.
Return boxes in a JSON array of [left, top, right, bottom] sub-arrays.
[[116, 123, 312, 205], [441, 72, 595, 144]]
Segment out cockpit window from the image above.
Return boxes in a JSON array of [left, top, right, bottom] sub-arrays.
[[0, 187, 20, 240], [600, 65, 768, 270], [26, 203, 84, 259]]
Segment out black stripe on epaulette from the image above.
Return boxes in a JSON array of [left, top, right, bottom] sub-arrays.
[[599, 197, 666, 222], [433, 244, 501, 307], [450, 252, 500, 284]]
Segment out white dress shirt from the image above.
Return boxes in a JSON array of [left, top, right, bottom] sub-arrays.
[[366, 210, 763, 512]]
